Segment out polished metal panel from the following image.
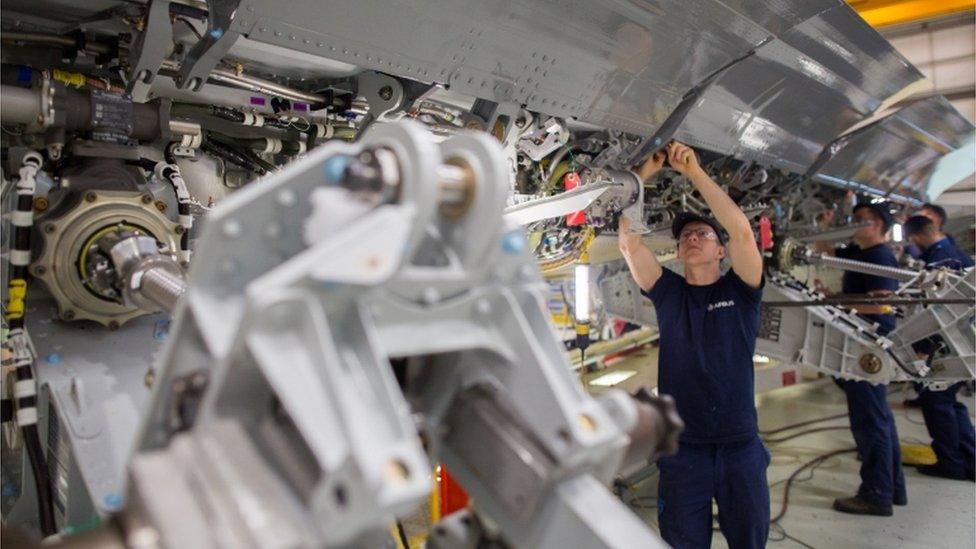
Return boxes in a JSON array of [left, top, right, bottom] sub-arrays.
[[230, 0, 846, 136], [815, 96, 976, 198], [675, 2, 923, 174]]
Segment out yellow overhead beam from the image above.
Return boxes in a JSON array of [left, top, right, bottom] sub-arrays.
[[847, 0, 975, 28]]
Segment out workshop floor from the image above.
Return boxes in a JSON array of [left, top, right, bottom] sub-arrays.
[[584, 350, 976, 549]]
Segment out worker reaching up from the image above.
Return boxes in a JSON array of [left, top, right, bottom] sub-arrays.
[[619, 141, 768, 548]]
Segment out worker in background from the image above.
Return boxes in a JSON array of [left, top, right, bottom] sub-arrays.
[[819, 203, 907, 516], [905, 203, 955, 259], [903, 215, 975, 481], [619, 142, 768, 548]]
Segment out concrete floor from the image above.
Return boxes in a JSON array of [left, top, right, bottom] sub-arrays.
[[585, 350, 976, 549]]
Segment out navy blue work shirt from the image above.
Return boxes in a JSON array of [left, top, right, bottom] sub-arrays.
[[836, 244, 899, 335], [913, 238, 972, 356], [644, 269, 763, 443], [920, 237, 974, 271]]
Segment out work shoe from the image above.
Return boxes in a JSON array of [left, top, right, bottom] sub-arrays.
[[832, 496, 893, 516], [916, 464, 968, 481]]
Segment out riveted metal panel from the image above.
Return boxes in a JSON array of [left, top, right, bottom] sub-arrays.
[[815, 96, 976, 198], [229, 0, 846, 136], [675, 2, 923, 175]]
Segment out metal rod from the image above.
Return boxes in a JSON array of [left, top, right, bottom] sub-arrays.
[[0, 84, 41, 124], [805, 252, 921, 282], [160, 59, 326, 105], [788, 221, 872, 243], [139, 268, 187, 313], [764, 298, 973, 307], [1, 31, 112, 55]]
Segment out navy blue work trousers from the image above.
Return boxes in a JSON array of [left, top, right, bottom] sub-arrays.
[[836, 379, 906, 505], [657, 435, 770, 549], [918, 382, 976, 478]]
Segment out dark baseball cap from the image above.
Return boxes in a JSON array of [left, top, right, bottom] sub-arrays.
[[853, 202, 893, 232], [671, 212, 726, 245]]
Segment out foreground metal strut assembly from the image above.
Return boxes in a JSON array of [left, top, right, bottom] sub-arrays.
[[50, 121, 680, 549]]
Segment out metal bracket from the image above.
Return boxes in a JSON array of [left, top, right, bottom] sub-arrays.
[[174, 0, 242, 91], [127, 0, 173, 102]]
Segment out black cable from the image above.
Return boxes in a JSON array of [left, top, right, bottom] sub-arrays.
[[771, 447, 857, 524], [770, 523, 816, 549], [395, 520, 410, 549], [201, 139, 265, 175], [23, 425, 56, 536], [6, 153, 57, 536]]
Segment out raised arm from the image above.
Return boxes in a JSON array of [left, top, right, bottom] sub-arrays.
[[619, 215, 663, 292], [618, 151, 667, 292], [667, 142, 763, 289]]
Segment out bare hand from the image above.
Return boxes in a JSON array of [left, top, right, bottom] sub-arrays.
[[666, 141, 699, 175], [636, 150, 666, 181]]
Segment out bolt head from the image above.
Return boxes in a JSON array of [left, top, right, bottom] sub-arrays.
[[84, 192, 98, 202], [378, 86, 394, 101]]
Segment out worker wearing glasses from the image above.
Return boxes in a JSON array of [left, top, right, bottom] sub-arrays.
[[619, 142, 767, 548]]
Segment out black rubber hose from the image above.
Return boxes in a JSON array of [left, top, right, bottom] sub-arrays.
[[23, 424, 57, 536], [201, 139, 265, 174]]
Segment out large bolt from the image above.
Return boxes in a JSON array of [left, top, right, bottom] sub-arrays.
[[141, 194, 154, 204], [378, 86, 394, 101], [859, 353, 882, 374], [155, 200, 167, 212], [84, 192, 98, 203], [33, 197, 49, 212]]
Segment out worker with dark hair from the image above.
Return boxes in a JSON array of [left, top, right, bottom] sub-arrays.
[[905, 203, 956, 259], [619, 142, 768, 548], [819, 202, 907, 516], [903, 215, 975, 481]]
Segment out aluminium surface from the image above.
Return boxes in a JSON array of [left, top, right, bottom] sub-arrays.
[[225, 0, 840, 137], [675, 2, 923, 176], [19, 294, 162, 516], [815, 96, 976, 199]]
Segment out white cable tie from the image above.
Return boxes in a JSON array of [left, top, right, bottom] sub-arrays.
[[14, 380, 36, 399], [263, 138, 282, 154], [179, 214, 193, 227], [16, 407, 37, 426], [10, 249, 31, 266], [298, 141, 307, 155], [253, 114, 265, 127], [178, 250, 191, 263], [11, 210, 34, 227], [243, 112, 255, 126]]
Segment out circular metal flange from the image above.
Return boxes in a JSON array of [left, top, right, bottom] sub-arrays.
[[858, 353, 883, 375], [32, 191, 180, 327]]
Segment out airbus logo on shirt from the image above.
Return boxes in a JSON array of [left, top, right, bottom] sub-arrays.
[[707, 300, 735, 312]]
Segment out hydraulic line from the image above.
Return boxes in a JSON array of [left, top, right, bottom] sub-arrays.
[[201, 137, 266, 174], [4, 151, 57, 536], [127, 158, 195, 262]]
